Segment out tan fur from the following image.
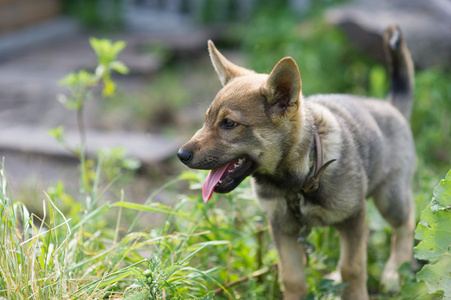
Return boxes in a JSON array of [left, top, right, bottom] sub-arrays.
[[178, 26, 416, 299]]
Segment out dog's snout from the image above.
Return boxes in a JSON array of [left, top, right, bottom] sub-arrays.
[[177, 148, 193, 165]]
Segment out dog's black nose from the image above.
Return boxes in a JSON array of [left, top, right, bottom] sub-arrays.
[[177, 148, 193, 165]]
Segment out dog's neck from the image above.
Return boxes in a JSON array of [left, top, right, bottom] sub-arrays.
[[252, 107, 316, 192]]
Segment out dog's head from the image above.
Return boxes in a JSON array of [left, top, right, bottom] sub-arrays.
[[177, 41, 303, 202]]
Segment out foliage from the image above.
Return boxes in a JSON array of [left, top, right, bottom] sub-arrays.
[[0, 160, 128, 299], [53, 37, 135, 194], [240, 8, 372, 97], [412, 170, 451, 298], [411, 68, 451, 169], [0, 160, 355, 299], [59, 37, 128, 106]]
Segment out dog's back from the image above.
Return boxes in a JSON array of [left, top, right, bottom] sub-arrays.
[[307, 94, 415, 199], [303, 25, 415, 226]]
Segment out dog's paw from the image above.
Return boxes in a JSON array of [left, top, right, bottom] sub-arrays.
[[324, 270, 342, 284], [381, 267, 401, 293]]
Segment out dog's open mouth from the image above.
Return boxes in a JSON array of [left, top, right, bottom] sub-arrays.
[[202, 157, 254, 203]]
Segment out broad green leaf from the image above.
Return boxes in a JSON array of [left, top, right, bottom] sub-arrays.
[[401, 280, 439, 300], [414, 169, 451, 298], [432, 169, 451, 210], [416, 255, 451, 298], [414, 208, 451, 261]]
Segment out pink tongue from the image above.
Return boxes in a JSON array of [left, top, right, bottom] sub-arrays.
[[202, 164, 230, 203]]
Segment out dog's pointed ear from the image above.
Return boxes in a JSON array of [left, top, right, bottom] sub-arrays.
[[262, 57, 302, 119], [208, 40, 254, 86]]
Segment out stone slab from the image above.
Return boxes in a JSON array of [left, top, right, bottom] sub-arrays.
[[326, 0, 451, 69], [0, 125, 182, 165], [0, 17, 80, 60]]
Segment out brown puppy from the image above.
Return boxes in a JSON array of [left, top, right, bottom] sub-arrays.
[[178, 25, 415, 299]]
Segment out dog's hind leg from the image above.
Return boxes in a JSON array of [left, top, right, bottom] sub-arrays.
[[335, 202, 370, 300], [374, 183, 415, 292]]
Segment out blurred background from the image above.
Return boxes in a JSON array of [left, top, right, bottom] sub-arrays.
[[0, 0, 450, 222]]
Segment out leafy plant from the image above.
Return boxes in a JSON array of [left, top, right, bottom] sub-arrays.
[[412, 169, 451, 298], [52, 37, 133, 192], [57, 37, 128, 142]]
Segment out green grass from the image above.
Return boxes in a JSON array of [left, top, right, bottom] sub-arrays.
[[3, 160, 448, 299]]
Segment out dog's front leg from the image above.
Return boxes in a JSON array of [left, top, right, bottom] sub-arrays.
[[335, 203, 369, 300], [269, 220, 307, 300]]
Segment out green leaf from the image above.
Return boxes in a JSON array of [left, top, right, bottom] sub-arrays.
[[48, 126, 65, 143], [414, 208, 451, 262], [414, 169, 451, 298], [432, 170, 451, 210], [109, 61, 129, 74], [111, 201, 188, 217], [416, 255, 451, 297], [60, 70, 96, 88], [401, 280, 439, 300], [90, 37, 126, 65], [111, 40, 126, 56]]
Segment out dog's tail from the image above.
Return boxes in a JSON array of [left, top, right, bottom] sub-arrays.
[[383, 25, 414, 120]]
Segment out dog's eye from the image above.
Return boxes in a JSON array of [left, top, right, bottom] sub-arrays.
[[222, 119, 238, 129]]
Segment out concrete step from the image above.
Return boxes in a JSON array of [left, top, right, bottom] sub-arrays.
[[0, 125, 181, 165], [0, 17, 80, 61], [326, 0, 451, 69]]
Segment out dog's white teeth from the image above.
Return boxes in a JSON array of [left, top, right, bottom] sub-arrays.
[[218, 180, 222, 184], [234, 159, 244, 169], [228, 170, 234, 173]]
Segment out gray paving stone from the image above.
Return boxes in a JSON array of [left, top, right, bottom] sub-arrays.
[[0, 125, 181, 165], [0, 17, 81, 60], [326, 0, 451, 69]]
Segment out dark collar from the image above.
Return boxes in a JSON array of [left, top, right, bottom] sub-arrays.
[[288, 129, 337, 252], [301, 130, 336, 194], [286, 128, 336, 224]]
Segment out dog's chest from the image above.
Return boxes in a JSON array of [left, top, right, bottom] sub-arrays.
[[254, 180, 336, 228], [287, 189, 343, 227]]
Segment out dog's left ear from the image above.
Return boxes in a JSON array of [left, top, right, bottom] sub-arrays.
[[262, 57, 302, 119], [208, 40, 254, 86]]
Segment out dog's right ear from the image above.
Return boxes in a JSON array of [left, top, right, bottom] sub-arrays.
[[208, 40, 254, 86]]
